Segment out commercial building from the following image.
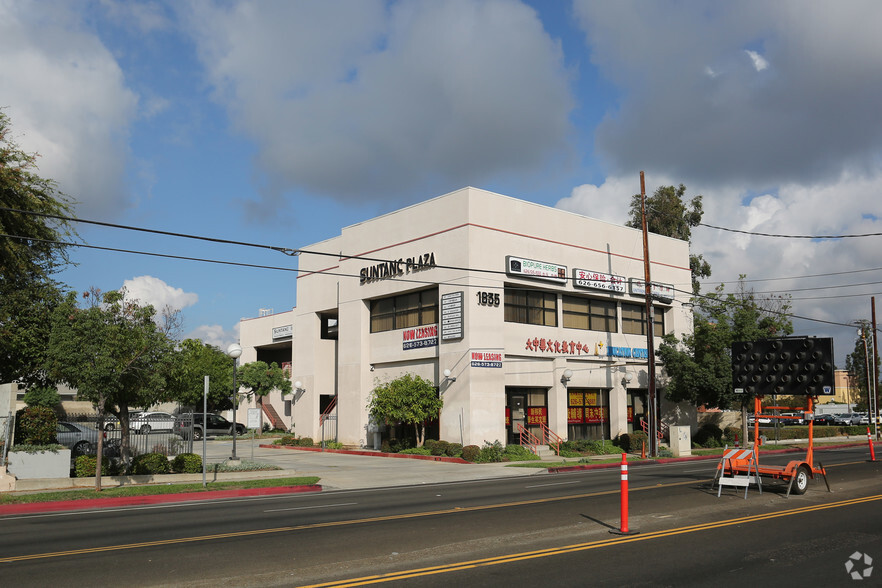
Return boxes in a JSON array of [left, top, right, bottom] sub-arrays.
[[236, 187, 693, 448]]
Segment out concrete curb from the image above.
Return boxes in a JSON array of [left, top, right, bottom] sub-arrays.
[[0, 484, 322, 515], [10, 468, 304, 492]]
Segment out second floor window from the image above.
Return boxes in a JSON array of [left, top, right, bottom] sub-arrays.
[[504, 288, 557, 327], [370, 289, 438, 333]]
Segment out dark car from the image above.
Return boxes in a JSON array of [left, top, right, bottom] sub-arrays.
[[173, 413, 247, 440], [811, 414, 836, 426]]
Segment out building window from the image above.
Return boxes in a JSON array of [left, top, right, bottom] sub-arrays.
[[562, 295, 617, 332], [504, 288, 557, 327], [621, 303, 665, 337], [370, 289, 438, 333]]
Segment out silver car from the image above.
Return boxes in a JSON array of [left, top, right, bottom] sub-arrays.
[[56, 422, 100, 456]]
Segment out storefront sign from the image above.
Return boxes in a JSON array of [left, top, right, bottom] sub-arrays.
[[629, 278, 674, 302], [360, 252, 436, 285], [272, 324, 293, 339], [441, 291, 464, 340], [505, 407, 511, 426], [573, 269, 626, 293], [525, 337, 603, 356], [607, 347, 649, 359], [506, 256, 567, 283], [470, 351, 502, 368], [526, 407, 547, 425], [402, 325, 438, 350], [567, 391, 608, 424]]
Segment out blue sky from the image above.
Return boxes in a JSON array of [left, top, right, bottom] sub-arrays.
[[2, 0, 881, 367]]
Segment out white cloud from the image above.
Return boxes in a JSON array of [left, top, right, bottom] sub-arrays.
[[0, 1, 138, 218], [185, 323, 238, 350], [184, 0, 574, 204], [745, 49, 768, 72], [121, 275, 198, 312], [573, 0, 882, 187]]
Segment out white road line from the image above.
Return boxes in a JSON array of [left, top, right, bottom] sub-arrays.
[[264, 502, 358, 513]]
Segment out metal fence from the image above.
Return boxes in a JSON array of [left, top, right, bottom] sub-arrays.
[[1, 412, 13, 466], [64, 413, 186, 457]]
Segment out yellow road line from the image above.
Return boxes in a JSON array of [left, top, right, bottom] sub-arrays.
[[300, 493, 882, 587], [0, 459, 862, 565]]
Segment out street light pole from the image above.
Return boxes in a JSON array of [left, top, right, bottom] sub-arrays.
[[227, 343, 243, 462]]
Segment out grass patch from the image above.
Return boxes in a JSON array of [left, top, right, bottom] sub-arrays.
[[0, 476, 320, 505]]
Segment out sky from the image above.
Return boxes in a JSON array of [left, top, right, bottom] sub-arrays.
[[2, 0, 881, 368]]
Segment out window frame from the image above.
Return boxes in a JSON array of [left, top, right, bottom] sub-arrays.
[[369, 288, 439, 333], [562, 295, 618, 333], [621, 302, 665, 337], [504, 288, 558, 327]]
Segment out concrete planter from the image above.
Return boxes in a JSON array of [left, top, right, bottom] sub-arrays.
[[6, 449, 71, 480]]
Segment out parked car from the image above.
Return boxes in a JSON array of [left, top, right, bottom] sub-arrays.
[[833, 413, 862, 426], [856, 413, 870, 425], [781, 412, 805, 425], [811, 414, 836, 426], [747, 414, 772, 425], [130, 411, 176, 434], [56, 422, 99, 456], [173, 413, 247, 440]]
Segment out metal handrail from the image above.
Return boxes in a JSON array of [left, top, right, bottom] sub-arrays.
[[319, 395, 337, 425], [538, 422, 563, 455], [516, 423, 542, 455]]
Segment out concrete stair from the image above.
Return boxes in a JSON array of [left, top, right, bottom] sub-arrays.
[[535, 445, 558, 459]]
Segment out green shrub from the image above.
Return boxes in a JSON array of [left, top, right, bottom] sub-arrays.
[[276, 435, 297, 446], [22, 385, 61, 409], [477, 440, 504, 463], [658, 448, 674, 458], [434, 440, 450, 456], [398, 447, 432, 455], [129, 452, 171, 475], [693, 423, 723, 447], [445, 442, 463, 457], [461, 444, 480, 462], [171, 453, 202, 473], [74, 454, 116, 477], [323, 441, 344, 449], [615, 431, 648, 453], [558, 449, 582, 457], [14, 406, 57, 446], [423, 439, 439, 454], [502, 444, 540, 461], [381, 440, 392, 453], [297, 437, 315, 447]]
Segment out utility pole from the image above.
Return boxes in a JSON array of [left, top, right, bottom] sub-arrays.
[[872, 297, 879, 439], [639, 171, 658, 457]]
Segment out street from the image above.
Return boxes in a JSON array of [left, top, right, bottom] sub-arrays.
[[0, 445, 879, 587]]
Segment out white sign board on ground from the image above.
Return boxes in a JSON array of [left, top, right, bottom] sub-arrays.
[[247, 408, 261, 429]]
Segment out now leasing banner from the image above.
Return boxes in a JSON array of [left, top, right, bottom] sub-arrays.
[[402, 325, 438, 350]]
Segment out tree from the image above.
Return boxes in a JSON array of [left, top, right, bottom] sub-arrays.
[[47, 288, 179, 487], [845, 321, 879, 412], [626, 184, 711, 293], [657, 278, 793, 413], [0, 110, 77, 386], [367, 373, 443, 448], [237, 361, 293, 430], [22, 385, 61, 410], [167, 339, 235, 411]]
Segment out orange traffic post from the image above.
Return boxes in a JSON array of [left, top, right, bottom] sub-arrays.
[[868, 427, 876, 462], [610, 453, 638, 535]]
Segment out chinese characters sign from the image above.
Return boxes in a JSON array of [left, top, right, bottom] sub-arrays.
[[572, 269, 626, 293], [567, 391, 608, 424], [526, 407, 547, 425]]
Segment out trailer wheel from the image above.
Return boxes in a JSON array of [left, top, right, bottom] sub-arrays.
[[792, 465, 810, 495]]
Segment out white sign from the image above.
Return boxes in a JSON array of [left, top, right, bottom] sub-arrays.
[[441, 291, 464, 341], [402, 325, 438, 350], [247, 408, 261, 429], [573, 269, 626, 293], [629, 279, 674, 302], [272, 324, 293, 339], [506, 256, 567, 283]]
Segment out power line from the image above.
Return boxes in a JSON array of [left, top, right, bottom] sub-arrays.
[[4, 209, 876, 333]]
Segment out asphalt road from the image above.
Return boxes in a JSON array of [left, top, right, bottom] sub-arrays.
[[1, 445, 878, 587]]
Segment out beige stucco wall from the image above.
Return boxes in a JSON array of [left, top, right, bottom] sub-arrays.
[[240, 187, 693, 447]]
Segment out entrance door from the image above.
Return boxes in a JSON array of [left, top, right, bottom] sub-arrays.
[[508, 393, 526, 444]]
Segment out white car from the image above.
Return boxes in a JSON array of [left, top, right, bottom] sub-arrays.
[[130, 411, 176, 434]]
